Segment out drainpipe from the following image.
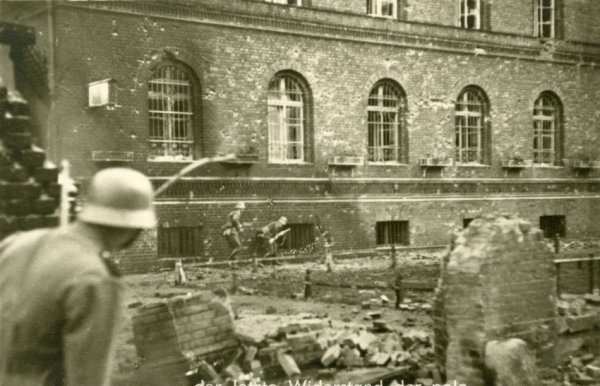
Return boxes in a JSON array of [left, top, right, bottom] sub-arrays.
[[46, 0, 56, 162]]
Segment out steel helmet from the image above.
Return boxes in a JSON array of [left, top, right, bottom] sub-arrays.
[[235, 201, 246, 209], [78, 168, 157, 229]]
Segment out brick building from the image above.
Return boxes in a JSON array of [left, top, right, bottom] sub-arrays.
[[1, 0, 599, 272]]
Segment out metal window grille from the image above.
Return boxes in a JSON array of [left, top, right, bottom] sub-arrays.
[[368, 82, 403, 162], [535, 0, 554, 38], [459, 0, 481, 29], [455, 89, 485, 163], [148, 65, 194, 161], [539, 215, 566, 238], [267, 76, 306, 163], [280, 224, 315, 250], [157, 226, 203, 257], [376, 221, 410, 246], [533, 94, 559, 165], [367, 0, 397, 18]]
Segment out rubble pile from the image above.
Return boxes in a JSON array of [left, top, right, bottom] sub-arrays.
[[185, 311, 437, 385], [556, 294, 600, 334], [559, 353, 600, 385]]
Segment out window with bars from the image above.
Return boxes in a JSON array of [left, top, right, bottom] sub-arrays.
[[458, 0, 481, 29], [367, 81, 405, 163], [148, 65, 194, 161], [376, 221, 410, 246], [455, 87, 488, 164], [533, 92, 562, 165], [280, 223, 315, 250], [158, 226, 203, 257], [367, 0, 397, 18], [267, 74, 308, 163], [535, 0, 554, 38], [539, 215, 566, 238]]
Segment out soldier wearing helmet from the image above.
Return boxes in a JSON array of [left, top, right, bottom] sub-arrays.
[[0, 167, 156, 386], [221, 201, 245, 262], [254, 216, 289, 260]]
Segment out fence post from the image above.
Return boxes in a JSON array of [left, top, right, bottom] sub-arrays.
[[589, 253, 595, 294], [556, 262, 561, 298], [390, 244, 397, 269], [553, 233, 561, 254]]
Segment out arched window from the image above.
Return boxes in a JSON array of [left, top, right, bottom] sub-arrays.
[[267, 72, 311, 163], [455, 87, 490, 164], [148, 64, 195, 161], [367, 80, 406, 163], [533, 92, 563, 165]]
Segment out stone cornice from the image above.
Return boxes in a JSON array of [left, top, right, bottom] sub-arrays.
[[147, 177, 600, 199], [61, 1, 600, 67]]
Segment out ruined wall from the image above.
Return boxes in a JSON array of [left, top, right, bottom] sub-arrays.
[[131, 292, 238, 386], [434, 214, 557, 385], [0, 86, 59, 241]]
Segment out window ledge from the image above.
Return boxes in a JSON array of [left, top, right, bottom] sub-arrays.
[[267, 161, 313, 166], [532, 165, 564, 169], [147, 159, 195, 163], [456, 163, 491, 168], [367, 162, 409, 166]]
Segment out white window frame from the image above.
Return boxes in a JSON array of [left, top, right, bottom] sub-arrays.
[[458, 0, 481, 29], [367, 82, 402, 164], [534, 0, 555, 38], [533, 94, 559, 165], [367, 0, 397, 19], [148, 65, 194, 162], [267, 76, 306, 164], [455, 89, 485, 164]]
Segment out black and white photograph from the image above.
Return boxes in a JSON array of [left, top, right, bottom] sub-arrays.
[[0, 0, 599, 385]]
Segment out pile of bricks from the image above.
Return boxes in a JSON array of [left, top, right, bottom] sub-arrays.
[[560, 352, 600, 385], [557, 295, 600, 334], [131, 292, 239, 386], [0, 86, 59, 241], [434, 214, 557, 386], [212, 317, 437, 384]]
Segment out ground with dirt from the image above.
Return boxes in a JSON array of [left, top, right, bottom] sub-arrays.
[[112, 254, 441, 385]]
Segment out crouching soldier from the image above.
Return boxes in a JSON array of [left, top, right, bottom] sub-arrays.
[[255, 216, 289, 261]]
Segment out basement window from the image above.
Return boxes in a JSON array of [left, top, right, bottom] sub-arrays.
[[367, 0, 397, 19], [539, 215, 566, 238], [158, 226, 203, 257], [376, 221, 410, 246], [280, 223, 315, 251], [463, 218, 474, 228]]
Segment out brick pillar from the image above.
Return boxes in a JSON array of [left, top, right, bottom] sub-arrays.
[[0, 86, 59, 240], [132, 292, 239, 386], [434, 214, 557, 386]]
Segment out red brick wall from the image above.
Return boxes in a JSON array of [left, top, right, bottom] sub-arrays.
[[115, 194, 600, 273], [8, 2, 596, 178]]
